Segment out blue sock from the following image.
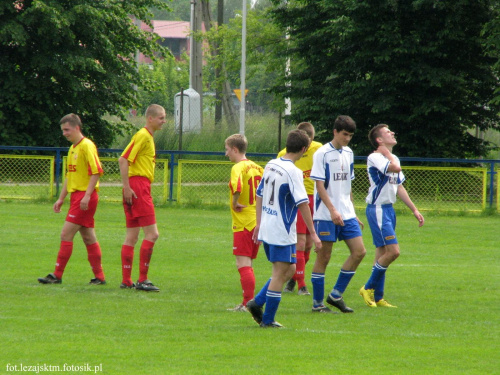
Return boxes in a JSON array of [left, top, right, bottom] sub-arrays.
[[254, 278, 271, 306], [365, 262, 387, 290], [374, 272, 386, 302], [262, 290, 281, 325], [330, 269, 355, 298], [311, 272, 325, 306]]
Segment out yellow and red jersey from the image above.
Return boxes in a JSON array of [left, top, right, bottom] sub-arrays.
[[66, 137, 103, 193], [121, 127, 156, 183], [228, 159, 263, 232], [277, 140, 322, 195]]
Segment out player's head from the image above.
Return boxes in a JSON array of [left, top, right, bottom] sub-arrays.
[[333, 115, 356, 133], [286, 129, 310, 154], [297, 122, 315, 142], [225, 134, 247, 162], [59, 113, 83, 144], [368, 123, 396, 149], [145, 104, 166, 131]]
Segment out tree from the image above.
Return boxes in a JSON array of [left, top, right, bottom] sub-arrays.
[[270, 0, 500, 158], [0, 0, 170, 148]]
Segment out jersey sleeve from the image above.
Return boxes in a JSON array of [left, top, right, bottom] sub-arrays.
[[229, 164, 243, 195], [84, 142, 104, 176], [291, 167, 308, 206], [310, 148, 325, 181], [121, 132, 144, 164]]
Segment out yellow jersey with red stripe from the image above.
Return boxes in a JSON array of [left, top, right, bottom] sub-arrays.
[[121, 128, 156, 183], [228, 159, 264, 232], [66, 137, 103, 193], [277, 140, 322, 195]]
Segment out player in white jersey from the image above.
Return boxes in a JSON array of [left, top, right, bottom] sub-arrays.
[[359, 124, 424, 308], [310, 115, 367, 313], [246, 130, 322, 328]]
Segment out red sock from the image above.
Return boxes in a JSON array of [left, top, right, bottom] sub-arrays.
[[238, 266, 255, 306], [138, 240, 155, 283], [304, 249, 310, 265], [86, 242, 105, 280], [121, 244, 134, 285], [54, 241, 73, 279], [295, 250, 306, 289]]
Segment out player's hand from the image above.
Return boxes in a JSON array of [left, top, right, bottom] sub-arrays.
[[234, 202, 247, 212], [252, 225, 261, 245], [80, 195, 90, 211], [311, 233, 322, 252], [123, 187, 137, 205], [356, 216, 364, 230], [53, 199, 64, 213], [414, 210, 424, 227], [330, 209, 344, 226]]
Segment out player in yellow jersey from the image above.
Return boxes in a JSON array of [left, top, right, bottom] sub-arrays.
[[278, 122, 322, 295], [225, 134, 264, 311], [38, 114, 105, 285], [119, 104, 166, 292]]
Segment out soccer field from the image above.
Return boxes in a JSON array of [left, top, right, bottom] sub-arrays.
[[1, 201, 499, 374]]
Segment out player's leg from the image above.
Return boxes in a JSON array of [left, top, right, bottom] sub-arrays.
[[261, 261, 295, 327], [79, 226, 106, 284], [371, 243, 399, 307], [121, 226, 140, 288], [53, 221, 81, 280], [311, 240, 333, 311], [135, 222, 159, 291], [230, 229, 258, 310]]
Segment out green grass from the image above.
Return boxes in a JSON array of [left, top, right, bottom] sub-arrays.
[[1, 201, 499, 374]]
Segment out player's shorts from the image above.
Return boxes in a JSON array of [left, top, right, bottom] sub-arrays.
[[66, 190, 98, 228], [366, 204, 398, 248], [263, 242, 297, 264], [296, 195, 314, 234], [123, 176, 156, 228], [314, 218, 362, 242], [233, 228, 259, 259]]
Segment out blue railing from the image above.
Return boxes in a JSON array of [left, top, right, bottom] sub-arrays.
[[1, 146, 498, 208]]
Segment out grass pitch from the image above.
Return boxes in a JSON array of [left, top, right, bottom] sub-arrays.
[[1, 201, 499, 374]]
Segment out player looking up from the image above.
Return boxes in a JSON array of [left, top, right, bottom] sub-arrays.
[[38, 113, 105, 285], [225, 134, 264, 312], [119, 104, 166, 292], [359, 124, 424, 308], [247, 129, 322, 328], [310, 115, 366, 313]]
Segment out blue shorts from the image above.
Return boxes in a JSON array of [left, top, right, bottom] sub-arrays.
[[366, 204, 398, 248], [263, 242, 297, 264], [314, 218, 362, 242]]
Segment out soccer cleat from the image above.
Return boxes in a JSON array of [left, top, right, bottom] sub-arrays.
[[311, 304, 337, 313], [38, 273, 62, 284], [227, 304, 248, 312], [89, 278, 106, 285], [120, 282, 136, 289], [283, 279, 296, 293], [326, 294, 354, 313], [297, 286, 311, 296], [259, 321, 284, 328], [246, 299, 263, 324], [359, 286, 377, 308], [136, 279, 160, 292], [376, 299, 397, 308]]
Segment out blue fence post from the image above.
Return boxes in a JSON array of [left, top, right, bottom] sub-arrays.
[[487, 161, 496, 209]]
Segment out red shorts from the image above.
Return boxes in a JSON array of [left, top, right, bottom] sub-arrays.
[[233, 228, 259, 259], [296, 195, 314, 234], [66, 190, 98, 228], [123, 176, 156, 228]]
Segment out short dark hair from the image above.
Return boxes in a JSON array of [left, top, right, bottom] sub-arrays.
[[286, 129, 310, 153], [368, 124, 389, 148], [225, 134, 248, 153], [333, 115, 356, 133], [59, 113, 82, 128]]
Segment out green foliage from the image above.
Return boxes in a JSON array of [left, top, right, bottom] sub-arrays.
[[0, 0, 171, 148], [270, 0, 500, 158]]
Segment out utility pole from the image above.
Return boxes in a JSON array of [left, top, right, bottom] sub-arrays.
[[190, 0, 203, 127], [215, 0, 224, 126]]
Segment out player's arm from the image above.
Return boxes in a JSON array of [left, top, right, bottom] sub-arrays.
[[297, 201, 322, 251], [232, 191, 246, 212], [80, 174, 100, 211], [316, 180, 344, 226], [397, 184, 424, 227], [377, 146, 401, 173], [119, 156, 137, 205], [252, 195, 263, 244], [350, 191, 364, 230], [53, 178, 69, 213]]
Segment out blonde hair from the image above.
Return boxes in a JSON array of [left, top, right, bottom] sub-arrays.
[[145, 104, 165, 118], [297, 122, 314, 139], [225, 134, 248, 153]]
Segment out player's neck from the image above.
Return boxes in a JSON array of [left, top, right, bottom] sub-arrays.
[[234, 154, 246, 163], [331, 139, 343, 150], [72, 134, 84, 145], [283, 152, 301, 163]]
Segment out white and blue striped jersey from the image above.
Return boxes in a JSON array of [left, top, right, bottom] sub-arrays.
[[311, 143, 356, 221], [365, 152, 405, 205], [256, 157, 309, 246]]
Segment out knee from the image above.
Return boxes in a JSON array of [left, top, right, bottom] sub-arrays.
[[147, 231, 159, 243]]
